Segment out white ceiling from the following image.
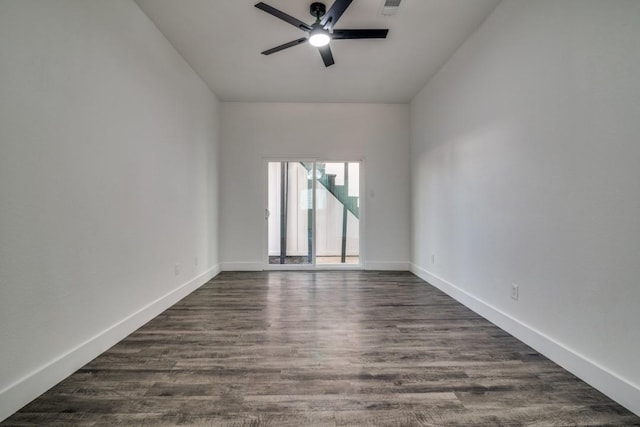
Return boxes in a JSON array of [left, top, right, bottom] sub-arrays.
[[135, 0, 500, 103]]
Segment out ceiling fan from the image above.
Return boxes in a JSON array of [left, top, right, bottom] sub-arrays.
[[255, 0, 389, 67]]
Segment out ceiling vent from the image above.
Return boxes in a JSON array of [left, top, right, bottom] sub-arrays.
[[381, 0, 401, 16]]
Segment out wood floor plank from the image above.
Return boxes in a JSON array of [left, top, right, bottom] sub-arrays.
[[2, 271, 639, 426]]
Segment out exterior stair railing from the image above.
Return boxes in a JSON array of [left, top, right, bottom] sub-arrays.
[[300, 163, 359, 219]]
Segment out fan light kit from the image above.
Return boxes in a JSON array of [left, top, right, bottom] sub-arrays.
[[309, 29, 331, 47], [255, 0, 389, 67]]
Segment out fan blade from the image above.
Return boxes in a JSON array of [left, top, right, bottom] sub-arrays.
[[332, 29, 389, 39], [255, 2, 312, 32], [261, 37, 308, 55], [320, 0, 353, 31], [318, 45, 335, 67]]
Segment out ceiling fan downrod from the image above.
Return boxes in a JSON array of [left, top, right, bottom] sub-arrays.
[[310, 2, 326, 22]]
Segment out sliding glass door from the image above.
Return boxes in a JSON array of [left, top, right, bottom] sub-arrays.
[[267, 161, 313, 265], [266, 160, 361, 268], [314, 162, 360, 265]]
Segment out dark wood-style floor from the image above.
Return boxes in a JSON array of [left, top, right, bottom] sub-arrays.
[[3, 271, 639, 426]]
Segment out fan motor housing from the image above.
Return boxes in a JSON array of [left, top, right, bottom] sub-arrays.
[[310, 2, 326, 18]]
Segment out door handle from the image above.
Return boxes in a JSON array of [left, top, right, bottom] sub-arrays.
[[265, 208, 270, 220]]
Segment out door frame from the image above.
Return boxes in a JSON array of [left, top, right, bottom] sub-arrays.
[[262, 158, 365, 271]]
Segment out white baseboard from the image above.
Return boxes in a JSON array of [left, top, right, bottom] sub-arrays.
[[0, 264, 220, 423], [410, 263, 640, 417], [365, 261, 410, 270], [221, 261, 263, 271]]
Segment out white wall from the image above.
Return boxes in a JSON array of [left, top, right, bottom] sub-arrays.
[[0, 0, 220, 420], [410, 0, 640, 415], [220, 103, 410, 270]]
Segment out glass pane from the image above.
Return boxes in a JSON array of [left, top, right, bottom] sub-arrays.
[[267, 161, 313, 264], [315, 162, 360, 265]]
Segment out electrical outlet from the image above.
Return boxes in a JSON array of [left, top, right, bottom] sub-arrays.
[[511, 283, 519, 300], [174, 263, 180, 276], [432, 254, 435, 264], [194, 256, 198, 266]]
